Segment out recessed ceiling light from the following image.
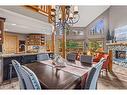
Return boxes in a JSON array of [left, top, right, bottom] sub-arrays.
[[11, 23, 16, 26]]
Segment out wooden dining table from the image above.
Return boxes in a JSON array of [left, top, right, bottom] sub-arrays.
[[24, 60, 92, 89]]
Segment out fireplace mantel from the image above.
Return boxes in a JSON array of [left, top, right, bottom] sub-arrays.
[[106, 42, 127, 46]]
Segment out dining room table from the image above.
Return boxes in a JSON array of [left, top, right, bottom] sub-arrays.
[[24, 59, 93, 89]]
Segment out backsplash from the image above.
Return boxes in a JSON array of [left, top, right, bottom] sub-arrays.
[[27, 46, 47, 53]]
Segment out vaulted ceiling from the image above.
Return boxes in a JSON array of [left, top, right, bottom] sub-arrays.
[[0, 6, 110, 34], [74, 6, 110, 27], [0, 6, 52, 34]]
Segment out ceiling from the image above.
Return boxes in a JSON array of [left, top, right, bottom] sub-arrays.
[[74, 6, 110, 27], [0, 6, 49, 22], [0, 6, 110, 35], [0, 6, 52, 34]]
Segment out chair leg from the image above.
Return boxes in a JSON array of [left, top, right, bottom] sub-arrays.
[[9, 64, 14, 88], [101, 70, 103, 77], [99, 71, 102, 78], [102, 70, 104, 77], [101, 69, 108, 78], [96, 83, 97, 89], [106, 69, 108, 77], [9, 64, 13, 83]]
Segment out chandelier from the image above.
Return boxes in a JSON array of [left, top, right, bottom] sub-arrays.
[[50, 5, 80, 29]]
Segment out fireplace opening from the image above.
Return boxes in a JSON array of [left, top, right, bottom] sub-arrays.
[[115, 51, 126, 59]]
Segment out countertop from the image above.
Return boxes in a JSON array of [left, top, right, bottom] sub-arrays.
[[1, 52, 53, 58]]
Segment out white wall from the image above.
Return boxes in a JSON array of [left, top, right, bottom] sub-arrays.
[[109, 6, 127, 32], [84, 8, 109, 50], [83, 6, 127, 51], [85, 9, 109, 38]]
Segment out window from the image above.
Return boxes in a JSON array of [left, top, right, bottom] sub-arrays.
[[90, 19, 104, 35], [69, 29, 84, 35]]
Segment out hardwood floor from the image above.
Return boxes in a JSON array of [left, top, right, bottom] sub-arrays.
[[0, 64, 127, 89], [0, 78, 19, 89], [98, 64, 127, 89]]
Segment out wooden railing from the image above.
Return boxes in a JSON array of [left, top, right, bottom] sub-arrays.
[[25, 5, 52, 22], [26, 5, 50, 16]]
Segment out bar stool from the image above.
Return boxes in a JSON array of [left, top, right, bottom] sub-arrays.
[[9, 63, 14, 88]]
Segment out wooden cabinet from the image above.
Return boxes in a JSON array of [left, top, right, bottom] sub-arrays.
[[3, 34, 19, 53], [3, 55, 37, 80], [2, 53, 53, 81], [0, 17, 6, 44], [27, 34, 45, 46]]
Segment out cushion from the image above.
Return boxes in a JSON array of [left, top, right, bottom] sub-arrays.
[[93, 53, 103, 62]]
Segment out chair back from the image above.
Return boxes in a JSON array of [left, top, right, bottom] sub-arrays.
[[84, 58, 106, 89], [102, 54, 109, 69], [12, 60, 25, 89], [66, 53, 77, 62], [80, 55, 93, 65], [22, 66, 41, 89], [93, 53, 104, 62], [12, 60, 41, 89], [37, 53, 49, 61]]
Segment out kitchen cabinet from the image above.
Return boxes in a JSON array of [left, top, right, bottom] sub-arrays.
[[0, 17, 5, 44], [22, 55, 37, 64], [4, 34, 18, 53], [3, 55, 37, 80], [2, 53, 53, 81], [3, 56, 22, 80], [27, 34, 45, 46]]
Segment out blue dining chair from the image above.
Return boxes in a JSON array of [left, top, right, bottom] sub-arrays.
[[37, 53, 50, 61], [80, 55, 93, 66], [66, 53, 77, 62], [12, 60, 41, 89], [22, 66, 41, 89], [83, 58, 106, 89], [12, 60, 25, 89]]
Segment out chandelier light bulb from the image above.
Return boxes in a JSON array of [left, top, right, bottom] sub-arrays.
[[51, 11, 55, 17], [50, 5, 79, 25], [59, 13, 62, 20], [69, 13, 73, 19], [51, 5, 56, 11], [74, 6, 78, 14]]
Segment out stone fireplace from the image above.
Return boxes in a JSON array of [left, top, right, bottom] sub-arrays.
[[115, 50, 126, 59], [107, 43, 127, 68]]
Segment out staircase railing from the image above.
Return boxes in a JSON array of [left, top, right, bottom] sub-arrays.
[[25, 5, 52, 22]]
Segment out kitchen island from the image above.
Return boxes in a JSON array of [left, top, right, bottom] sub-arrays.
[[0, 52, 53, 83]]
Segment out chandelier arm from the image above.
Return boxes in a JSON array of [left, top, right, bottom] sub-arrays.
[[69, 13, 80, 24], [50, 6, 80, 31], [64, 13, 80, 25], [72, 13, 80, 24]]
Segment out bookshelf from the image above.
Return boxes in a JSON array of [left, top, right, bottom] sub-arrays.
[[27, 34, 45, 46]]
